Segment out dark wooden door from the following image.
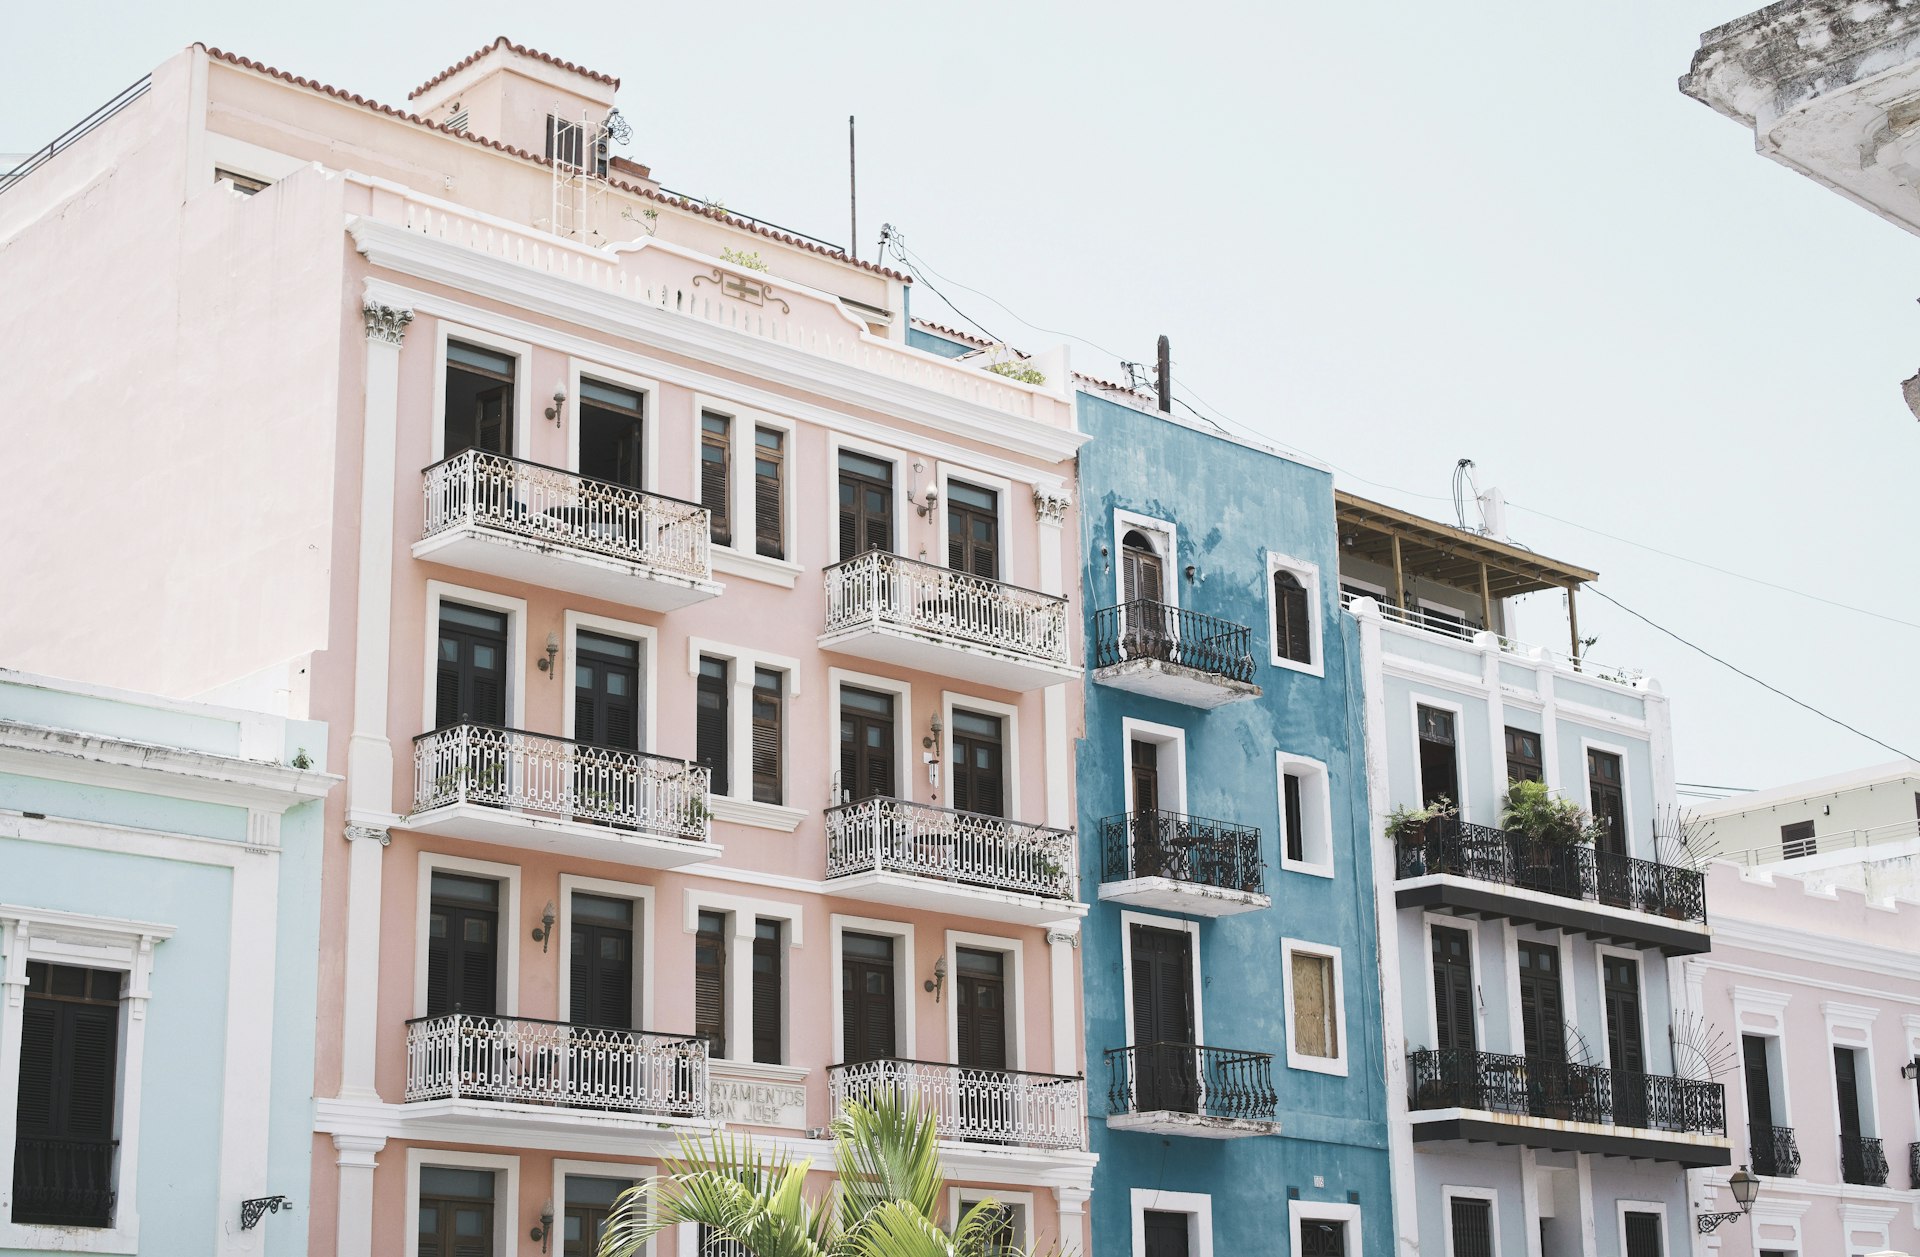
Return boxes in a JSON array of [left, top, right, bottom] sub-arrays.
[[1417, 706, 1460, 809], [956, 948, 1007, 1071], [1129, 739, 1164, 877], [574, 633, 639, 750], [1518, 941, 1567, 1117], [947, 481, 1000, 579], [1589, 749, 1627, 855], [436, 603, 508, 728], [569, 895, 633, 1028], [1120, 531, 1169, 658], [1301, 1220, 1347, 1257], [1604, 955, 1647, 1127], [1834, 1045, 1862, 1140], [950, 710, 1005, 818], [418, 1168, 495, 1257], [1432, 926, 1475, 1053], [838, 687, 895, 803], [1143, 1211, 1189, 1257], [1122, 532, 1163, 603], [578, 380, 644, 489], [840, 932, 896, 1064], [1129, 924, 1197, 1112], [837, 453, 894, 559], [427, 874, 499, 1017]]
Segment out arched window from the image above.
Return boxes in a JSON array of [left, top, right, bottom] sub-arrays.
[[1274, 569, 1311, 665], [1120, 531, 1164, 605]]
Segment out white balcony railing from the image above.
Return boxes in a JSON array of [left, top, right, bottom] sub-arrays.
[[829, 1058, 1084, 1150], [422, 449, 711, 581], [412, 724, 710, 842], [826, 797, 1077, 901], [405, 1013, 709, 1118], [823, 551, 1069, 666], [1342, 590, 1645, 686]]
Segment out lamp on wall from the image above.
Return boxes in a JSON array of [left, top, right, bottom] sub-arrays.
[[1695, 1165, 1759, 1234], [544, 387, 567, 426], [536, 631, 560, 679], [530, 1199, 555, 1252], [910, 459, 940, 518], [924, 955, 947, 1003], [531, 901, 556, 952], [1901, 1056, 1919, 1081]]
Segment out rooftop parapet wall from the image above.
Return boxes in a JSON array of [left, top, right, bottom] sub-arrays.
[[1682, 0, 1920, 130], [1705, 856, 1920, 937]]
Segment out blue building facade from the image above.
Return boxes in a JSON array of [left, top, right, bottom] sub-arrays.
[[0, 670, 332, 1256], [1074, 388, 1392, 1257]]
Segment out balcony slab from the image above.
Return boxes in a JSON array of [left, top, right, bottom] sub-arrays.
[[1091, 658, 1260, 708], [818, 622, 1078, 692], [404, 802, 720, 869], [1098, 877, 1270, 917], [1410, 1108, 1732, 1167], [415, 526, 722, 612], [1395, 875, 1711, 956], [1106, 1111, 1282, 1139], [828, 869, 1086, 926]]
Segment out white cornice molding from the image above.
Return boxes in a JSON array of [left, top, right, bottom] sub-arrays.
[[348, 220, 1086, 468], [1706, 916, 1920, 984], [0, 720, 338, 814]]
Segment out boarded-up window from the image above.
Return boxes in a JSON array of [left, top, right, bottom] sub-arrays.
[[1291, 950, 1337, 1059]]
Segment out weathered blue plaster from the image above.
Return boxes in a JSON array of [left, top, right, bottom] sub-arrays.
[[1076, 394, 1391, 1252], [907, 326, 976, 358], [0, 771, 248, 842]]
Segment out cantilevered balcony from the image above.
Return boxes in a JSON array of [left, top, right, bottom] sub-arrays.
[[828, 1059, 1084, 1151], [1104, 1043, 1280, 1139], [406, 724, 718, 868], [1842, 1134, 1891, 1187], [1749, 1124, 1801, 1178], [819, 552, 1075, 691], [1090, 601, 1260, 707], [1098, 810, 1268, 916], [1406, 1049, 1729, 1167], [1394, 819, 1710, 956], [824, 797, 1083, 926], [404, 1013, 709, 1134], [416, 450, 722, 610]]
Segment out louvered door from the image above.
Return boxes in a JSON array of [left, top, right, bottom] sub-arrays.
[[436, 603, 508, 729], [950, 710, 1005, 819], [701, 412, 731, 546], [947, 481, 1000, 580], [956, 948, 1009, 1139], [694, 911, 727, 1057], [1604, 955, 1647, 1128], [13, 963, 120, 1228], [569, 897, 633, 1029], [427, 874, 499, 1018], [1518, 941, 1567, 1117], [1120, 532, 1168, 659], [1129, 924, 1196, 1113], [840, 932, 896, 1064], [1743, 1035, 1775, 1130], [837, 687, 895, 803], [754, 427, 784, 559], [837, 453, 893, 559], [696, 657, 730, 797], [750, 668, 782, 805], [1835, 1045, 1862, 1140], [1129, 740, 1163, 877], [752, 919, 783, 1064], [575, 633, 640, 822]]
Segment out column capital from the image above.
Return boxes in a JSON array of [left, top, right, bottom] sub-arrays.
[[1052, 1184, 1091, 1212], [1033, 489, 1071, 524], [362, 302, 414, 347], [343, 824, 391, 847], [1045, 927, 1080, 947], [331, 1131, 387, 1169]]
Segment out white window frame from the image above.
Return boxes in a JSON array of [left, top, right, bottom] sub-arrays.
[[1120, 718, 1187, 816], [942, 691, 1022, 816], [1289, 1199, 1362, 1257], [1442, 1185, 1500, 1257], [1592, 945, 1651, 1076], [943, 930, 1027, 1071], [1422, 909, 1487, 1054], [555, 875, 655, 1031], [0, 908, 173, 1253], [684, 889, 805, 1065], [829, 913, 917, 1062], [562, 611, 659, 753], [829, 668, 914, 808], [935, 463, 1016, 583], [695, 394, 803, 585], [567, 358, 661, 492], [1266, 550, 1326, 677], [1280, 938, 1348, 1076], [553, 1159, 653, 1257], [1276, 751, 1334, 878], [1118, 910, 1203, 1047], [1614, 1200, 1666, 1257], [825, 433, 912, 563], [432, 321, 535, 462], [1504, 929, 1574, 1065], [413, 853, 523, 1018], [1130, 1188, 1212, 1257], [685, 637, 806, 829], [1732, 986, 1795, 1134], [950, 1188, 1033, 1252], [1111, 510, 1179, 609], [405, 1147, 519, 1257], [422, 581, 528, 734], [1823, 1001, 1882, 1139], [1411, 692, 1471, 818], [1578, 735, 1636, 860]]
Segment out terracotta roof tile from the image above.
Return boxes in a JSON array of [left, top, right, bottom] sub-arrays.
[[197, 45, 909, 282], [909, 318, 993, 349], [410, 36, 618, 100]]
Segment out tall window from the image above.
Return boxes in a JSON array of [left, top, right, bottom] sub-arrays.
[[701, 413, 732, 546], [947, 481, 1000, 579], [1289, 950, 1338, 1061], [1273, 569, 1312, 665], [752, 919, 784, 1065], [1449, 1198, 1492, 1257], [696, 657, 730, 796], [1417, 706, 1460, 809], [435, 601, 509, 729], [578, 379, 645, 489], [419, 1166, 496, 1257], [751, 668, 783, 805], [840, 931, 897, 1063], [837, 451, 894, 558], [1282, 771, 1305, 864], [427, 873, 500, 1017], [1505, 726, 1543, 783], [695, 911, 727, 1057], [1588, 749, 1627, 856], [444, 341, 515, 458], [837, 686, 896, 803], [569, 893, 634, 1029], [754, 427, 785, 559], [948, 709, 1005, 818], [13, 962, 121, 1228]]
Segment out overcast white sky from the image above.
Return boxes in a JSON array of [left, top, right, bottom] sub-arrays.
[[8, 1, 1916, 796]]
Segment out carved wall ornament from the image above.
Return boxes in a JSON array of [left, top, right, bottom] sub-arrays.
[[344, 824, 391, 847], [691, 267, 791, 314], [1033, 489, 1071, 523], [362, 303, 414, 346]]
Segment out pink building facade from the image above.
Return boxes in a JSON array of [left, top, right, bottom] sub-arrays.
[[0, 39, 1094, 1256], [1683, 862, 1920, 1257]]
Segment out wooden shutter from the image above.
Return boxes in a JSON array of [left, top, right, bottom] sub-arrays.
[[1742, 1035, 1774, 1129], [947, 482, 1000, 580], [696, 657, 730, 797], [695, 912, 727, 1056], [1834, 1045, 1861, 1137], [457, 911, 497, 1016], [751, 669, 782, 805], [1517, 942, 1563, 1061], [955, 949, 1007, 1071], [1431, 926, 1475, 1053], [701, 413, 731, 546], [840, 933, 896, 1063], [571, 920, 633, 1029], [1274, 569, 1311, 663], [837, 454, 894, 558], [1283, 772, 1305, 863], [950, 711, 1004, 818], [754, 427, 784, 559], [752, 919, 783, 1065], [426, 911, 451, 1016]]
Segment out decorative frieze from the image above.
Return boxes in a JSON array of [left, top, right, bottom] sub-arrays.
[[343, 824, 390, 847], [361, 302, 413, 346]]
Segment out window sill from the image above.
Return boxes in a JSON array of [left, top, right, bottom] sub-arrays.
[[712, 548, 804, 589], [707, 796, 808, 832], [1268, 655, 1327, 679], [1286, 1052, 1350, 1077], [1280, 857, 1335, 880], [0, 1221, 139, 1254]]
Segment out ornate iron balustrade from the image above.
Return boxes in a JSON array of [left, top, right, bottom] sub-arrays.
[[1105, 1043, 1278, 1123], [1750, 1123, 1801, 1177], [827, 1059, 1084, 1150], [822, 551, 1069, 666], [406, 1013, 709, 1118], [825, 797, 1076, 901], [412, 724, 710, 841], [10, 1136, 117, 1228], [1091, 600, 1256, 682], [1406, 1049, 1726, 1136], [422, 449, 712, 580], [1841, 1134, 1890, 1187], [1395, 818, 1707, 926], [1100, 810, 1265, 896]]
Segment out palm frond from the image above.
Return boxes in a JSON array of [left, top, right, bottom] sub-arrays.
[[833, 1092, 945, 1229]]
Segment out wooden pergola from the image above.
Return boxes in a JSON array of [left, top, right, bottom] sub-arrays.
[[1334, 491, 1599, 657]]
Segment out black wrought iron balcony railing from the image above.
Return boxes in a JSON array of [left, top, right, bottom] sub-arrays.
[[10, 1135, 117, 1228], [1841, 1133, 1890, 1187], [1091, 600, 1256, 682], [1100, 809, 1264, 896], [1749, 1123, 1801, 1177], [1395, 818, 1707, 926], [1105, 1042, 1278, 1123], [1406, 1049, 1726, 1136]]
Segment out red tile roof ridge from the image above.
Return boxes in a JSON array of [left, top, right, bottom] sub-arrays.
[[409, 36, 619, 100], [196, 45, 910, 282], [909, 317, 994, 349]]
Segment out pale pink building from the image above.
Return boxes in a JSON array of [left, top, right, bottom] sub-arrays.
[[0, 38, 1093, 1256], [1682, 862, 1920, 1257]]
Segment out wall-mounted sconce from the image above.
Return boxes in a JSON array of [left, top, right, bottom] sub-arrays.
[[544, 387, 567, 426], [922, 715, 944, 789], [530, 1199, 555, 1252], [1901, 1056, 1920, 1081], [910, 459, 940, 518], [924, 955, 947, 1003], [1185, 564, 1198, 584], [536, 631, 560, 680], [531, 901, 556, 952], [1100, 544, 1110, 575]]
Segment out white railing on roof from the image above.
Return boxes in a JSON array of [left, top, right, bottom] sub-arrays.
[[1724, 819, 1920, 869], [1341, 590, 1645, 686]]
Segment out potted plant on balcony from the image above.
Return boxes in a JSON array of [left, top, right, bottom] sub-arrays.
[[1501, 779, 1601, 888], [1386, 797, 1456, 877]]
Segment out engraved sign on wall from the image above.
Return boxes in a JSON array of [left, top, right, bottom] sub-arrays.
[[706, 1064, 808, 1130]]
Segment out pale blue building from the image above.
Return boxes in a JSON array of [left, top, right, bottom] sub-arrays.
[[0, 670, 333, 1255]]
